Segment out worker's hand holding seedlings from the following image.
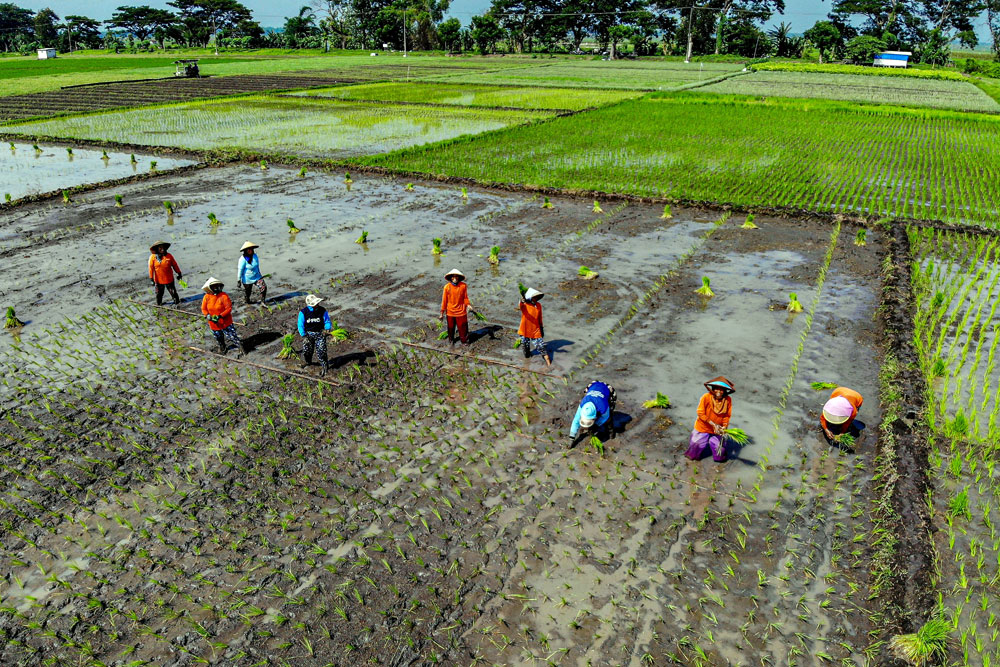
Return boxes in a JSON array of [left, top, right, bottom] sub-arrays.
[[569, 381, 617, 447], [685, 377, 735, 463], [440, 269, 472, 345]]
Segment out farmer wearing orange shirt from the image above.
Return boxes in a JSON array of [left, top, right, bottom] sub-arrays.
[[200, 277, 245, 358], [439, 268, 473, 345], [517, 287, 550, 366], [148, 241, 182, 306], [685, 376, 734, 462], [821, 387, 864, 443]]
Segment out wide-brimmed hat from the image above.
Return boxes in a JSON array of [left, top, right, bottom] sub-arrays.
[[150, 240, 170, 253], [579, 402, 598, 429], [704, 376, 735, 395], [524, 288, 543, 302], [822, 396, 854, 425], [305, 294, 323, 307], [444, 268, 465, 281], [202, 277, 223, 293], [239, 241, 259, 253]]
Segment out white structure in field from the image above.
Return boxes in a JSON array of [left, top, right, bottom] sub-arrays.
[[873, 51, 911, 67], [37, 48, 56, 59]]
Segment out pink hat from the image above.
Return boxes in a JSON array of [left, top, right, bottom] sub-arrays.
[[822, 396, 854, 424]]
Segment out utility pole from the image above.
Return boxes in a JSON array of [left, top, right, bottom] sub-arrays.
[[402, 7, 407, 57], [684, 5, 694, 63]]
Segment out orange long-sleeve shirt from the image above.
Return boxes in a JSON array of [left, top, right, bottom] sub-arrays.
[[518, 301, 543, 339], [820, 387, 863, 434], [694, 393, 731, 434], [201, 292, 233, 331], [149, 253, 181, 284], [441, 282, 470, 318]]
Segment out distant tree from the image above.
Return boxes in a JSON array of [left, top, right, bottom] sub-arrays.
[[108, 6, 177, 42], [33, 7, 60, 47], [64, 15, 103, 50], [767, 21, 796, 57], [168, 0, 258, 48], [470, 13, 502, 54], [0, 3, 35, 52], [989, 0, 1000, 56], [312, 0, 352, 50], [710, 0, 785, 55], [803, 19, 842, 63], [724, 17, 771, 57], [844, 34, 886, 63], [283, 5, 318, 46], [437, 16, 461, 51]]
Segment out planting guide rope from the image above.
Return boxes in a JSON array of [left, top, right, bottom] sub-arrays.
[[124, 298, 250, 326]]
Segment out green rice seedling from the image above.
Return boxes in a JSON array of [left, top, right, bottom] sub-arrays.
[[811, 382, 838, 391], [328, 321, 348, 341], [344, 172, 353, 184], [488, 246, 500, 265], [149, 160, 157, 170], [948, 487, 971, 520], [695, 276, 714, 297], [741, 213, 758, 229], [930, 358, 946, 377], [260, 160, 268, 170], [722, 428, 749, 445], [593, 201, 604, 213], [101, 149, 108, 159], [643, 392, 671, 409], [32, 143, 39, 152], [163, 201, 174, 215], [513, 338, 521, 349], [66, 147, 73, 157], [578, 266, 599, 280], [277, 334, 296, 359], [660, 204, 673, 220], [787, 293, 803, 313], [356, 230, 369, 244], [130, 154, 137, 164], [438, 331, 449, 340], [460, 187, 468, 200], [542, 197, 554, 209], [432, 238, 443, 255], [590, 435, 604, 457], [4, 194, 10, 203], [207, 213, 220, 227], [888, 617, 952, 666], [5, 307, 24, 328], [947, 412, 968, 438], [298, 166, 307, 177], [287, 219, 300, 234], [62, 191, 72, 204], [855, 229, 867, 246], [114, 194, 124, 208], [405, 183, 414, 191]]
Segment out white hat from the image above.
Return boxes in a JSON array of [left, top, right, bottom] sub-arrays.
[[239, 241, 259, 253], [444, 268, 465, 280], [202, 277, 223, 293], [524, 288, 543, 301], [305, 294, 323, 307], [579, 402, 598, 429]]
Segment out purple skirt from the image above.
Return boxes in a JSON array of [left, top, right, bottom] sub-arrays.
[[685, 430, 726, 462]]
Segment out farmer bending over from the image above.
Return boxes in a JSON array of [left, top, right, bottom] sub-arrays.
[[237, 241, 267, 305], [569, 381, 617, 447], [201, 277, 245, 358], [518, 287, 550, 366], [148, 241, 182, 306], [298, 294, 332, 377], [440, 268, 473, 346], [685, 376, 734, 463], [821, 386, 864, 445]]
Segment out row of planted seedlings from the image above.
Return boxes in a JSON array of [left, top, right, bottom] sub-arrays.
[[0, 300, 558, 664], [909, 225, 1000, 663]]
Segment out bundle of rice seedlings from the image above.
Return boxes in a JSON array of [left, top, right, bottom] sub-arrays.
[[741, 213, 758, 229], [432, 238, 443, 255], [114, 194, 124, 208], [578, 266, 599, 280], [178, 279, 188, 288], [298, 166, 307, 177], [660, 204, 673, 220], [163, 201, 174, 215], [356, 230, 369, 244], [150, 161, 157, 170], [541, 197, 554, 209], [461, 187, 468, 199], [4, 193, 11, 203], [888, 617, 951, 666], [438, 331, 449, 340], [488, 246, 500, 265], [593, 201, 604, 214], [260, 160, 268, 170], [130, 154, 138, 164], [287, 219, 300, 234], [344, 172, 352, 184], [66, 147, 73, 157], [855, 229, 867, 246], [208, 213, 220, 226], [471, 310, 487, 322], [328, 321, 349, 342], [101, 149, 108, 159], [62, 191, 72, 204], [5, 307, 24, 329], [695, 276, 714, 297], [33, 144, 40, 152], [405, 183, 414, 191], [787, 293, 803, 313], [277, 333, 296, 359], [590, 435, 604, 456], [810, 381, 838, 391], [518, 282, 528, 298], [838, 433, 856, 448], [722, 428, 749, 445], [642, 392, 671, 409]]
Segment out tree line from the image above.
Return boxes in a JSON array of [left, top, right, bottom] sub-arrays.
[[0, 0, 995, 63]]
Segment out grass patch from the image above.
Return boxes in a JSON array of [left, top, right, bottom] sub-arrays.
[[753, 61, 968, 81]]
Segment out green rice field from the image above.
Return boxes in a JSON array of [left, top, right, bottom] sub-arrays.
[[289, 81, 642, 110], [6, 95, 551, 157], [701, 70, 1000, 112], [357, 93, 1000, 225]]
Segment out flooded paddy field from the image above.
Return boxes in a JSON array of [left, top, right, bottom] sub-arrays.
[[0, 165, 894, 664]]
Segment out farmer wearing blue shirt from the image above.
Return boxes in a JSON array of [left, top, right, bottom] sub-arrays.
[[569, 380, 617, 447], [298, 294, 332, 376], [237, 241, 267, 305]]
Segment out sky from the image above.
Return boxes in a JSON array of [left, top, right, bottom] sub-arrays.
[[12, 0, 994, 44]]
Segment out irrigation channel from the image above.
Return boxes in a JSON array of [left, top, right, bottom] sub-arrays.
[[0, 162, 953, 664]]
